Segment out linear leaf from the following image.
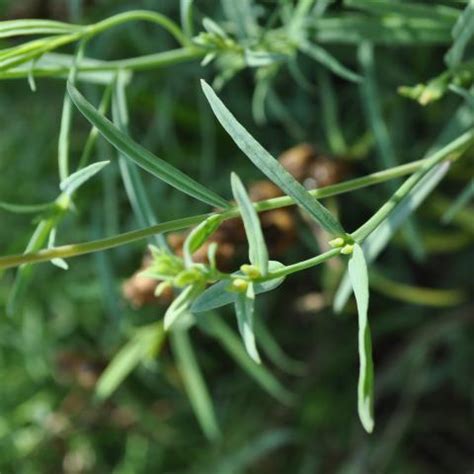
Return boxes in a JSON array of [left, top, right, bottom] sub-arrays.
[[347, 243, 374, 433], [201, 80, 345, 236], [231, 173, 268, 274], [68, 83, 230, 209], [254, 317, 306, 375], [0, 19, 80, 38], [59, 160, 110, 195], [170, 328, 221, 441], [192, 261, 285, 313], [164, 284, 202, 331], [198, 312, 294, 405], [235, 285, 260, 364], [58, 41, 86, 181], [112, 73, 168, 249], [299, 40, 362, 83], [334, 162, 451, 312], [0, 201, 54, 214], [96, 323, 165, 399], [445, 0, 474, 67], [47, 227, 69, 270], [183, 214, 222, 267]]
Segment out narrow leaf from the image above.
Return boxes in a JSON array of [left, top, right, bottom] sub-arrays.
[[47, 227, 69, 270], [201, 80, 345, 236], [231, 173, 268, 274], [347, 243, 374, 433], [68, 83, 230, 209], [299, 40, 362, 83], [183, 214, 222, 267], [334, 162, 451, 312], [170, 328, 221, 441], [59, 160, 110, 195], [0, 201, 53, 214], [235, 285, 260, 363], [198, 312, 294, 405], [164, 285, 202, 331], [192, 261, 285, 313], [445, 0, 474, 67], [96, 323, 164, 399]]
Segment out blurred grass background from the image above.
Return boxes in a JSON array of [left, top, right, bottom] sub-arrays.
[[0, 0, 473, 472]]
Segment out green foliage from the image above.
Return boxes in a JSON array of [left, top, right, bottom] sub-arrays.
[[0, 0, 473, 472]]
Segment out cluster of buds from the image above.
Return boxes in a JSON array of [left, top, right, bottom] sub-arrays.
[[122, 143, 349, 309]]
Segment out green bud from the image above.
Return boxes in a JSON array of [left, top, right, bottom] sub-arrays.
[[340, 244, 354, 255], [240, 264, 261, 279], [174, 268, 203, 287], [328, 237, 345, 248], [230, 278, 248, 293]]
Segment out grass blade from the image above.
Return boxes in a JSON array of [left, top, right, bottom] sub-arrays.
[[231, 173, 269, 274], [441, 179, 473, 224], [170, 328, 221, 441], [67, 83, 230, 209], [0, 19, 81, 38], [347, 243, 374, 433], [201, 80, 345, 237]]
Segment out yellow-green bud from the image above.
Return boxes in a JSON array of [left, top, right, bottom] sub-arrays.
[[230, 278, 248, 293], [340, 244, 354, 255], [240, 264, 261, 279], [174, 268, 202, 287], [328, 237, 345, 248], [154, 281, 171, 297]]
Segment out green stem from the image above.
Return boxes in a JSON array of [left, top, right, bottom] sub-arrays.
[[0, 48, 206, 80], [84, 10, 189, 46], [0, 155, 448, 270], [352, 130, 474, 242]]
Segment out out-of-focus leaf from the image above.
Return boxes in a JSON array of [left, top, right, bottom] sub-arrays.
[[0, 201, 53, 214], [198, 312, 294, 405], [441, 179, 473, 224], [0, 19, 80, 38], [299, 40, 362, 83], [445, 0, 474, 67], [170, 328, 221, 441], [95, 323, 164, 400]]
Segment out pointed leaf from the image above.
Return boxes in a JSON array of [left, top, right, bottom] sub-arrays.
[[60, 160, 110, 196], [334, 162, 451, 312], [235, 284, 260, 363], [231, 173, 268, 274], [68, 83, 230, 209], [198, 312, 294, 405], [170, 328, 220, 441], [96, 323, 165, 399], [201, 80, 345, 237], [0, 201, 53, 214], [299, 40, 362, 83], [183, 214, 223, 267], [164, 285, 203, 331], [348, 243, 374, 433]]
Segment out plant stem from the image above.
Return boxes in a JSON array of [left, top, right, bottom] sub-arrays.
[[352, 130, 474, 242], [0, 154, 455, 270]]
